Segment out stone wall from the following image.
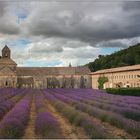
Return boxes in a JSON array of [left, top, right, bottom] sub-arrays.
[[0, 76, 17, 88], [46, 75, 91, 88], [17, 74, 91, 89]]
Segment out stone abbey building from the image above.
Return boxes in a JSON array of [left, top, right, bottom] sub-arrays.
[[0, 45, 91, 88]]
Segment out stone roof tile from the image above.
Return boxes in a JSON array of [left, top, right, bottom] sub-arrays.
[[90, 64, 140, 75], [17, 66, 90, 76], [0, 58, 17, 65]]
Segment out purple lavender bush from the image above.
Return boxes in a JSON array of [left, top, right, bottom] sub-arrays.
[[0, 89, 27, 120], [0, 118, 24, 138], [0, 94, 32, 138], [35, 112, 62, 138], [35, 91, 63, 138]]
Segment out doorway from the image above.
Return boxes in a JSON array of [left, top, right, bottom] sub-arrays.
[[5, 81, 8, 87]]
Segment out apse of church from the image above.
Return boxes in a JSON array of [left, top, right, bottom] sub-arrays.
[[0, 45, 91, 89]]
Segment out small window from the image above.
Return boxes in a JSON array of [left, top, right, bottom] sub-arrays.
[[5, 81, 8, 86], [134, 83, 136, 87]]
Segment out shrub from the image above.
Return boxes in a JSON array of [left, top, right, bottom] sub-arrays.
[[106, 88, 140, 96], [81, 119, 106, 139], [35, 112, 62, 139], [0, 95, 32, 138], [73, 113, 85, 126], [0, 118, 24, 138], [124, 120, 140, 138], [35, 92, 63, 139]]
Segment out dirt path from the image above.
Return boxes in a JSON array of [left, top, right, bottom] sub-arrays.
[[44, 100, 89, 139], [102, 120, 134, 139], [22, 96, 37, 139]]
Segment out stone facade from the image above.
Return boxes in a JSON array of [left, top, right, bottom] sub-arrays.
[[0, 45, 91, 89], [90, 65, 140, 89]]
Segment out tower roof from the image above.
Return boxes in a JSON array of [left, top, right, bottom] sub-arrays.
[[0, 58, 17, 65], [2, 45, 10, 51]]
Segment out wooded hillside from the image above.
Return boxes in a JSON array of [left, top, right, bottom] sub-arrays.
[[86, 43, 140, 72]]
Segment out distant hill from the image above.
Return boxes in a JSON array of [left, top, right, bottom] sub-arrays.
[[86, 43, 140, 72]]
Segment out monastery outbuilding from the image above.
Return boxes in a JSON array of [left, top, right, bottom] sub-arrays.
[[90, 65, 140, 89]]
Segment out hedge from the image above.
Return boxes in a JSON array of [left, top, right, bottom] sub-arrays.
[[106, 88, 140, 96]]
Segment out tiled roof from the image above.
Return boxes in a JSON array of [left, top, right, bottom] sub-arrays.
[[17, 66, 90, 76], [90, 64, 140, 75], [0, 58, 17, 65]]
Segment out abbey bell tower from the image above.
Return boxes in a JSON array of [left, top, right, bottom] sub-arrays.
[[2, 45, 11, 58]]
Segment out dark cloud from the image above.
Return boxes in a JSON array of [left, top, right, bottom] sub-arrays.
[[24, 1, 140, 48], [97, 41, 128, 48], [0, 22, 20, 35], [1, 1, 140, 46], [122, 1, 140, 11], [0, 2, 20, 35], [0, 2, 6, 17], [28, 43, 63, 53]]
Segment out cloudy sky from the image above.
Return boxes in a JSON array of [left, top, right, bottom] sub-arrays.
[[0, 0, 140, 67]]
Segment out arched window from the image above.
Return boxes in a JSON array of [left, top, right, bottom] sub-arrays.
[[134, 83, 136, 87], [5, 81, 8, 86], [13, 81, 15, 86]]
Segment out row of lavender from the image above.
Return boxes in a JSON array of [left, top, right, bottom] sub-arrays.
[[45, 89, 140, 138], [0, 89, 28, 121], [0, 89, 32, 138], [34, 90, 63, 138], [0, 88, 21, 103]]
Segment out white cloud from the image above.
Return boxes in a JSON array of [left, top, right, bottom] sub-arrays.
[[11, 37, 101, 66]]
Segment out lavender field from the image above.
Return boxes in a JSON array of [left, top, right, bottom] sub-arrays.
[[0, 88, 140, 139]]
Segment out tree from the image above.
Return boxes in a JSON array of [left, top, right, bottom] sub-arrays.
[[62, 77, 66, 88], [98, 76, 108, 89], [80, 76, 85, 88], [71, 76, 75, 88]]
